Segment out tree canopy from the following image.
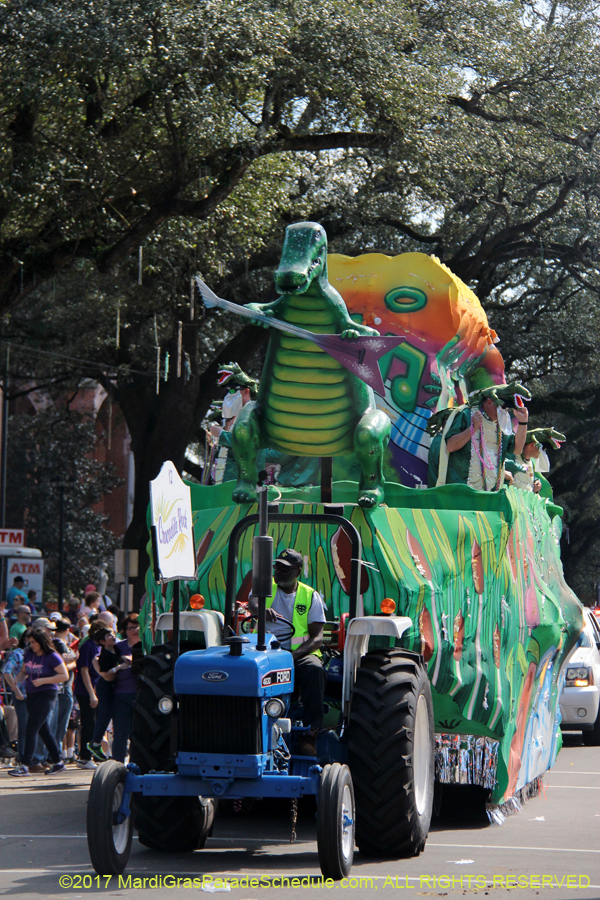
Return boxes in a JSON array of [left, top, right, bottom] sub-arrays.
[[2, 0, 600, 601]]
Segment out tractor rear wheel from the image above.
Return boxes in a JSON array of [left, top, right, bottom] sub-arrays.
[[134, 795, 214, 852], [129, 645, 174, 772], [129, 644, 215, 852], [347, 649, 434, 857]]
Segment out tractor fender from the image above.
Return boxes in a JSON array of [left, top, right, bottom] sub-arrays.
[[154, 609, 224, 647], [342, 616, 413, 715]]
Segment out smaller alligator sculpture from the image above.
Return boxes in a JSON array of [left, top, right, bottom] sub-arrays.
[[526, 426, 565, 449], [230, 222, 391, 507], [217, 362, 259, 398]]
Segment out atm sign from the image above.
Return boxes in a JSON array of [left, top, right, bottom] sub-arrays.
[[0, 529, 24, 546], [261, 669, 292, 687]]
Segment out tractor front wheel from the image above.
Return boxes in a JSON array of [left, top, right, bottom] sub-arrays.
[[347, 649, 434, 858], [87, 760, 133, 875], [317, 763, 355, 880]]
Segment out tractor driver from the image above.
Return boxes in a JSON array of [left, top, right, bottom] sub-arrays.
[[248, 548, 326, 756]]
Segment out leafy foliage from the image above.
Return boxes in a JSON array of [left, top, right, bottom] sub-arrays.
[[0, 0, 442, 308], [2, 0, 600, 598]]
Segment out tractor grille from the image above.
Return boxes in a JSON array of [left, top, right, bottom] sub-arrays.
[[179, 694, 262, 755]]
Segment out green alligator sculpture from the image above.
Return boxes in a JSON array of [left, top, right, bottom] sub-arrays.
[[526, 426, 566, 449], [217, 361, 259, 399], [230, 222, 391, 507]]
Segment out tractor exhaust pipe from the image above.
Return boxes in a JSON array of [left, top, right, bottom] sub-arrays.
[[253, 471, 272, 651]]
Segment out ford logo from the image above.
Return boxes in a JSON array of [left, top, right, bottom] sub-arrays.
[[202, 670, 229, 682]]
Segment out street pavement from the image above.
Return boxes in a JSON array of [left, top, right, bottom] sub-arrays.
[[0, 733, 598, 900]]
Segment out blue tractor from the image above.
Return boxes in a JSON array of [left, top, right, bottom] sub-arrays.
[[86, 485, 435, 879]]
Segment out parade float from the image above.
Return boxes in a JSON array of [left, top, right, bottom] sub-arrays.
[[136, 222, 583, 828]]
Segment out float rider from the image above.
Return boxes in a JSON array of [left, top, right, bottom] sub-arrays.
[[248, 548, 326, 756], [506, 427, 565, 497], [428, 382, 531, 490], [506, 434, 543, 493], [208, 364, 259, 484]]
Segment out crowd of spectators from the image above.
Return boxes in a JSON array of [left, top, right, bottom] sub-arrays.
[[0, 585, 141, 777]]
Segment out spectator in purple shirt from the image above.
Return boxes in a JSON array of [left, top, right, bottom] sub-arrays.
[[8, 628, 68, 776], [107, 613, 141, 762], [72, 620, 104, 769]]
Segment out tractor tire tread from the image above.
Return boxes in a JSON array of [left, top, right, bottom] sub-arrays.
[[129, 643, 212, 853], [347, 649, 434, 859]]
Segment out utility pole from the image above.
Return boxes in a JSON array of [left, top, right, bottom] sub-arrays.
[[58, 486, 65, 608], [49, 476, 75, 609], [0, 347, 10, 603]]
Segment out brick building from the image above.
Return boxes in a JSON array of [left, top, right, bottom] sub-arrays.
[[7, 381, 133, 540]]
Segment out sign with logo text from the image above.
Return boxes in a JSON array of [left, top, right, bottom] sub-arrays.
[[7, 558, 44, 599], [150, 461, 196, 582], [261, 669, 292, 687], [0, 529, 25, 547]]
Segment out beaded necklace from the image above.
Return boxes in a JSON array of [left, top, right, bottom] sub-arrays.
[[470, 411, 503, 491]]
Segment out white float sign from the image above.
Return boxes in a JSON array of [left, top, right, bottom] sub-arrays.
[[150, 461, 196, 582]]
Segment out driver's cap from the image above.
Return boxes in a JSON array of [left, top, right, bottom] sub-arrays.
[[274, 549, 303, 569]]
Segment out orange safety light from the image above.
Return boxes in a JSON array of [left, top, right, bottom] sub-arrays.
[[380, 598, 396, 615], [189, 594, 205, 610]]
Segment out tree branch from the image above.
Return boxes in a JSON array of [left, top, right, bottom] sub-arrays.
[[448, 95, 599, 150], [97, 131, 388, 271], [375, 215, 440, 244]]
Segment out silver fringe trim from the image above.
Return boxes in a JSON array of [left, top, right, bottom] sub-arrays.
[[434, 733, 498, 790], [486, 775, 544, 826]]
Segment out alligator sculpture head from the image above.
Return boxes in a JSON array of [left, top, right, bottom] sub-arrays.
[[205, 401, 223, 423], [217, 362, 259, 399], [273, 222, 328, 295], [526, 427, 565, 450], [467, 380, 531, 409]]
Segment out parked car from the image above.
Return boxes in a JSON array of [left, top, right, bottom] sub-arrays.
[[560, 609, 600, 745]]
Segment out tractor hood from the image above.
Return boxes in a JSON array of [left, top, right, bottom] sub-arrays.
[[174, 637, 295, 698]]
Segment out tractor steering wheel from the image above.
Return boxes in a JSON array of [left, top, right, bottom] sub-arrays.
[[241, 612, 294, 644], [266, 612, 294, 644]]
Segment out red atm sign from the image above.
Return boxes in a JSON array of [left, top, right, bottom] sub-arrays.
[[0, 529, 24, 546]]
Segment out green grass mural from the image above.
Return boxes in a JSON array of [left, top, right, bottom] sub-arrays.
[[141, 479, 582, 804]]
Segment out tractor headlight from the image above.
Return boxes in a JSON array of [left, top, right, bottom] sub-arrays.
[[158, 695, 174, 714], [265, 698, 285, 718]]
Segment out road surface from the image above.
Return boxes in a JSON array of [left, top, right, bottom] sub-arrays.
[[0, 733, 597, 900]]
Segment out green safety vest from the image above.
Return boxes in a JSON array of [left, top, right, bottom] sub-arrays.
[[266, 580, 322, 657]]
